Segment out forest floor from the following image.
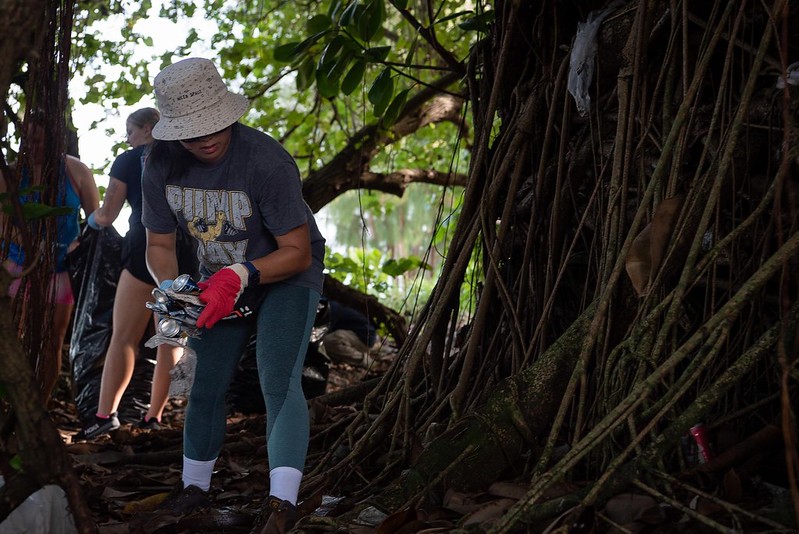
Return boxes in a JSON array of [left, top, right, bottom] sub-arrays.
[[46, 346, 402, 534], [44, 350, 392, 534], [31, 348, 799, 533]]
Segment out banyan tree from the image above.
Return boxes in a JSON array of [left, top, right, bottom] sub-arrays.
[[0, 0, 797, 532], [301, 1, 799, 531]]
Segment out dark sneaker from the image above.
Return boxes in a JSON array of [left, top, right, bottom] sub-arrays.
[[251, 496, 297, 534], [138, 417, 161, 431], [158, 483, 210, 515], [74, 413, 120, 441], [129, 483, 211, 533]]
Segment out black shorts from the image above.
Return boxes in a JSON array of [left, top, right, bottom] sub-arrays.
[[122, 225, 199, 285]]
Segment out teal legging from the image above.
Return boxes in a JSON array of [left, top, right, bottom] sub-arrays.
[[185, 283, 319, 470]]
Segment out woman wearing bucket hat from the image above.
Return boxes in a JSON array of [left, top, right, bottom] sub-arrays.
[[140, 57, 325, 533]]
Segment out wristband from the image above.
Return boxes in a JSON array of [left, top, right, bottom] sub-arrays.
[[242, 261, 260, 286]]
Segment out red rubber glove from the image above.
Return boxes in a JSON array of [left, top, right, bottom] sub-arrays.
[[196, 264, 249, 329]]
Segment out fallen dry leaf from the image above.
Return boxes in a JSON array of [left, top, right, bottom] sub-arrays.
[[461, 497, 516, 526], [626, 224, 652, 296], [604, 492, 662, 525]]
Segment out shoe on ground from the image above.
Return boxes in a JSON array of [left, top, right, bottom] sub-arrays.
[[129, 482, 211, 533], [158, 482, 210, 515], [251, 496, 297, 534], [74, 413, 120, 441], [138, 417, 161, 431]]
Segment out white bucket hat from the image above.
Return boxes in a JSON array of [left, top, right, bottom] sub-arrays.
[[151, 57, 249, 141]]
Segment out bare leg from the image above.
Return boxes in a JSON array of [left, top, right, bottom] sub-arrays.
[[96, 269, 157, 416], [146, 341, 182, 421]]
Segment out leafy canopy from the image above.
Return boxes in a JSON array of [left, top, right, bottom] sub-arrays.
[[71, 0, 488, 306]]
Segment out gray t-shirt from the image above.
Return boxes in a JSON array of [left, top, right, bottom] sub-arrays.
[[141, 123, 325, 294]]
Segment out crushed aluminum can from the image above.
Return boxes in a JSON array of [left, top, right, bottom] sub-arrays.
[[172, 273, 201, 293], [689, 423, 713, 463], [146, 279, 206, 345], [158, 317, 182, 338], [151, 287, 170, 304]]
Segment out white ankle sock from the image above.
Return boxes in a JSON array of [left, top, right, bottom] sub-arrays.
[[183, 456, 216, 491], [269, 466, 303, 505]]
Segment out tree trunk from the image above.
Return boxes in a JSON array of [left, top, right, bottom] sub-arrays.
[[304, 1, 799, 530], [0, 272, 96, 532], [380, 302, 596, 509], [0, 0, 46, 111], [0, 2, 95, 531]]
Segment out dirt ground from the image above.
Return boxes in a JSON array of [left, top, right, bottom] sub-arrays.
[[40, 346, 799, 533], [45, 345, 394, 534]]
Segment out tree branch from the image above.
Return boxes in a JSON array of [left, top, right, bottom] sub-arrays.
[[303, 72, 464, 211], [322, 275, 408, 347], [359, 168, 468, 197], [387, 0, 467, 77]]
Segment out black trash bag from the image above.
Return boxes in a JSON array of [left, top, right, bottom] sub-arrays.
[[227, 333, 330, 415], [67, 227, 154, 424], [302, 341, 331, 398]]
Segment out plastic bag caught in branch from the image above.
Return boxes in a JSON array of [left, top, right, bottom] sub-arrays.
[[567, 1, 624, 116], [776, 61, 799, 89]]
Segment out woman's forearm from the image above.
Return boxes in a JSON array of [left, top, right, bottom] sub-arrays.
[[145, 230, 179, 285], [92, 178, 127, 226]]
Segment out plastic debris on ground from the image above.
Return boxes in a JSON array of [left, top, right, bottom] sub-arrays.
[[0, 477, 77, 534]]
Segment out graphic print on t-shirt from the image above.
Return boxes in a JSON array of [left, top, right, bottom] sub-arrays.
[[166, 185, 251, 270]]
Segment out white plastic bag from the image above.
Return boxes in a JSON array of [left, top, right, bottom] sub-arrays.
[[167, 346, 197, 397], [776, 61, 799, 89], [567, 1, 624, 116], [0, 477, 77, 534]]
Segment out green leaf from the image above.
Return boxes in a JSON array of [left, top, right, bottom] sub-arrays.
[[404, 36, 418, 66], [339, 0, 360, 27], [458, 10, 494, 32], [275, 30, 331, 63], [21, 185, 47, 194], [320, 34, 347, 66], [307, 14, 332, 33], [341, 60, 366, 95], [328, 254, 360, 273], [365, 45, 391, 62], [316, 63, 340, 98], [21, 204, 74, 220], [328, 0, 344, 20], [393, 0, 408, 9], [327, 52, 353, 83], [382, 88, 409, 126], [9, 454, 22, 472], [435, 10, 472, 25], [274, 41, 303, 62], [357, 0, 385, 42], [368, 68, 394, 116], [382, 255, 425, 276], [1, 188, 76, 218], [296, 55, 315, 91]]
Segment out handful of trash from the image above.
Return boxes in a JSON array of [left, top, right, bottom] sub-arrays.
[[143, 274, 202, 396], [145, 274, 205, 346]]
